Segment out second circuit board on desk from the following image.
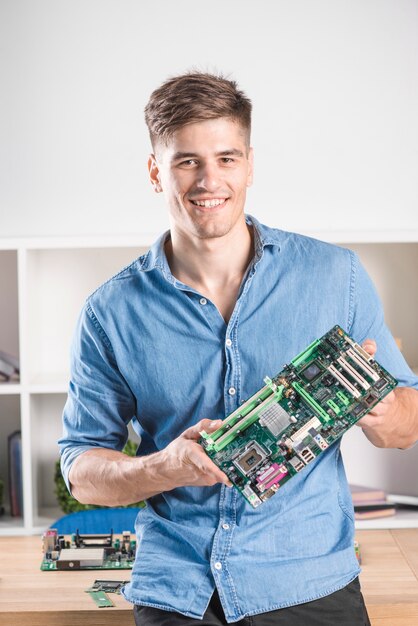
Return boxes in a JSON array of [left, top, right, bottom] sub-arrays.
[[41, 529, 136, 571], [200, 325, 398, 508]]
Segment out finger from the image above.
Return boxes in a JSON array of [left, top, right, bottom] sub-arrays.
[[361, 338, 377, 356], [189, 448, 233, 487], [182, 418, 223, 441], [202, 467, 233, 487]]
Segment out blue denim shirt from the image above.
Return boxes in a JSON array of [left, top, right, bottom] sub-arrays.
[[59, 215, 418, 622]]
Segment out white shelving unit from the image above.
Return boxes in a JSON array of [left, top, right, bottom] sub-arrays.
[[0, 231, 417, 535], [0, 236, 153, 535]]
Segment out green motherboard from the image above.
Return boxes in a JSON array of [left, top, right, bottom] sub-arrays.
[[200, 325, 398, 508], [40, 529, 136, 571]]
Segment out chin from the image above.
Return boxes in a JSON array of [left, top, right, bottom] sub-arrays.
[[192, 222, 233, 240], [190, 212, 243, 240]]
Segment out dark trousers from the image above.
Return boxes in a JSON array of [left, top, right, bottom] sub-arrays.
[[134, 577, 371, 625]]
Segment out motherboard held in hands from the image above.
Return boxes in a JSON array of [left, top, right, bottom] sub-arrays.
[[200, 325, 398, 508]]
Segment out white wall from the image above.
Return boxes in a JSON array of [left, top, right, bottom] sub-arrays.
[[1, 0, 417, 237]]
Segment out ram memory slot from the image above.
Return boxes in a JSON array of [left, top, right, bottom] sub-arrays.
[[292, 382, 331, 423], [346, 348, 380, 383], [291, 339, 321, 367], [202, 384, 273, 443], [209, 387, 284, 452]]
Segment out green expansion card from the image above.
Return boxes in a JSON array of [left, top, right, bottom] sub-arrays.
[[41, 529, 136, 571], [200, 325, 398, 508]]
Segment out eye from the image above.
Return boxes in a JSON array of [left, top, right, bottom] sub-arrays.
[[178, 159, 198, 167]]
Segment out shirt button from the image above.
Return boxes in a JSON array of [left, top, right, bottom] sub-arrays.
[[225, 338, 232, 347], [222, 523, 230, 530], [228, 387, 236, 396], [199, 297, 207, 305], [214, 561, 222, 570]]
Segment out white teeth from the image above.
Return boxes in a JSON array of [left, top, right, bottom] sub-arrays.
[[191, 198, 226, 207]]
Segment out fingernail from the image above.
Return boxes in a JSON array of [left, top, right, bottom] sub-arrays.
[[210, 421, 220, 428]]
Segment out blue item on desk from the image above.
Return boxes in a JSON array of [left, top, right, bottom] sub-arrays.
[[51, 507, 141, 534]]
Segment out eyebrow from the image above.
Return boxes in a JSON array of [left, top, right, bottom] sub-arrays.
[[171, 148, 245, 162]]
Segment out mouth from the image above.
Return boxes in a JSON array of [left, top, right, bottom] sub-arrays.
[[189, 198, 228, 208]]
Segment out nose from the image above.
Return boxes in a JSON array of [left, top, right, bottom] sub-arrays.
[[196, 162, 221, 192]]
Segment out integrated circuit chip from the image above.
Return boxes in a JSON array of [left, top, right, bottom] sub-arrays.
[[301, 361, 322, 382]]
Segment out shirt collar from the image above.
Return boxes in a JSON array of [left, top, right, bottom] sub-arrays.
[[139, 214, 283, 276]]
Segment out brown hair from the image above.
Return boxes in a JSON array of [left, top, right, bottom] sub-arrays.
[[144, 72, 252, 149]]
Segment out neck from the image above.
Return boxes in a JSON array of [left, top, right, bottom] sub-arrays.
[[165, 218, 254, 293]]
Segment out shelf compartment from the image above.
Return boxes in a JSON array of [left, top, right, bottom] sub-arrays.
[[33, 506, 62, 533], [339, 242, 418, 372], [0, 395, 23, 523], [0, 250, 20, 382], [30, 393, 67, 530], [342, 423, 418, 496], [25, 246, 145, 385]]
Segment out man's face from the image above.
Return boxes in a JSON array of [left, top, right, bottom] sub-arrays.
[[148, 117, 253, 241]]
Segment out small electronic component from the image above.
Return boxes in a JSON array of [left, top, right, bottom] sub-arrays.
[[85, 579, 130, 608], [200, 325, 398, 508], [86, 579, 130, 593], [301, 361, 322, 382], [41, 530, 136, 571], [289, 457, 304, 472], [86, 590, 114, 608]]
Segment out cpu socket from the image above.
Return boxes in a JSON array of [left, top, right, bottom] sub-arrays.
[[233, 441, 267, 476]]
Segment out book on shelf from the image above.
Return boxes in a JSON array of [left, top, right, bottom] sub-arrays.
[[350, 483, 396, 520], [0, 350, 20, 382], [354, 501, 397, 520], [8, 430, 23, 517], [350, 483, 386, 503], [387, 493, 418, 509]]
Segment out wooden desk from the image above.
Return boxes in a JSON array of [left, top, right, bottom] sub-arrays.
[[0, 535, 135, 625], [1, 531, 418, 625], [356, 529, 418, 626]]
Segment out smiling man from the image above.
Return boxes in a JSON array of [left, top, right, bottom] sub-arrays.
[[59, 72, 418, 626], [148, 115, 254, 323]]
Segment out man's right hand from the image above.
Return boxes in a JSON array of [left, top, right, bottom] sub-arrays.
[[160, 418, 233, 489], [69, 418, 232, 508]]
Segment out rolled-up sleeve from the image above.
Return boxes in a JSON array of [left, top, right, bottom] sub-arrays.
[[59, 301, 136, 492]]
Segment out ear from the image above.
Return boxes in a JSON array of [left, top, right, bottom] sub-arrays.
[[246, 147, 254, 188], [148, 154, 163, 193]]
